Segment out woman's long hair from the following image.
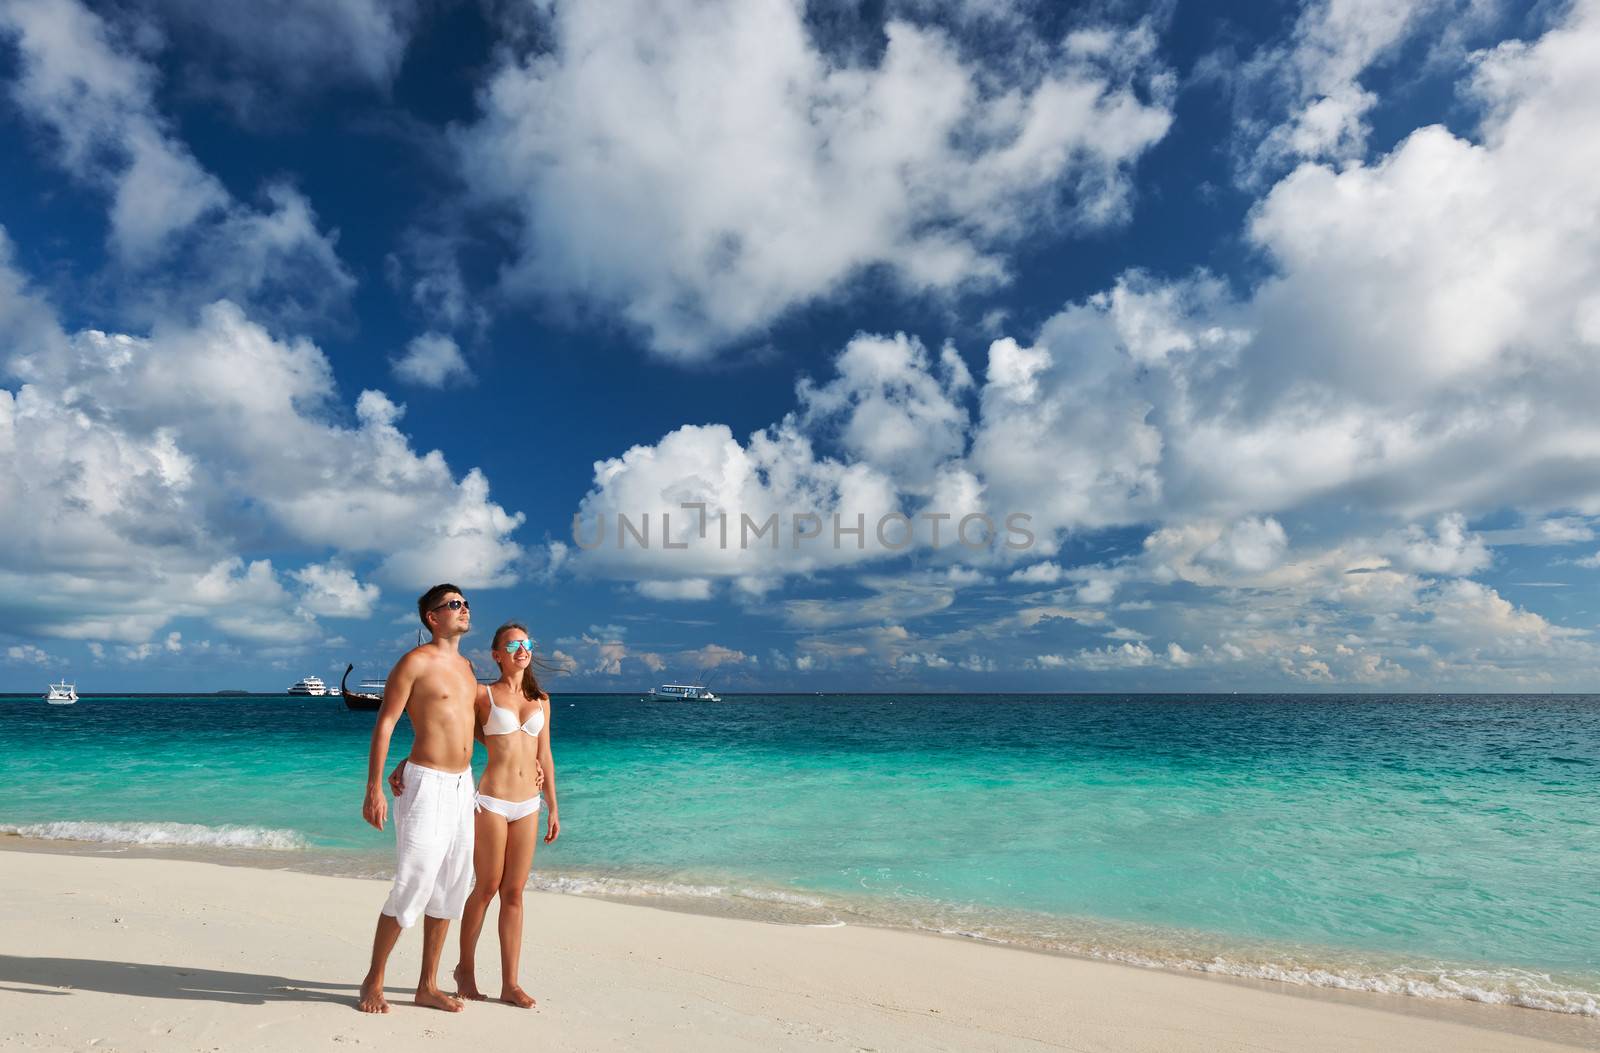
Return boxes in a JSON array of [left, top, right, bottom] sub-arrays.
[[492, 621, 558, 700]]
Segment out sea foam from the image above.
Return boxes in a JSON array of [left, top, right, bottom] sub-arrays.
[[1, 820, 309, 851], [914, 922, 1600, 1018], [532, 871, 828, 908]]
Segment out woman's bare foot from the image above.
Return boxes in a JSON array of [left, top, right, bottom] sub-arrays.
[[500, 983, 536, 1009], [453, 964, 488, 1001], [358, 975, 390, 1013], [414, 985, 465, 1012]]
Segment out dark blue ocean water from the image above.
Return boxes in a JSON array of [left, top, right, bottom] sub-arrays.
[[3, 693, 1597, 1015]]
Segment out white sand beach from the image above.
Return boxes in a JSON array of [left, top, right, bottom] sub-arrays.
[[1, 846, 1595, 1052]]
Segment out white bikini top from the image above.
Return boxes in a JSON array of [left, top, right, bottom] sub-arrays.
[[484, 685, 546, 738]]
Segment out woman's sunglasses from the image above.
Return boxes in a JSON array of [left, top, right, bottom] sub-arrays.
[[502, 640, 533, 654]]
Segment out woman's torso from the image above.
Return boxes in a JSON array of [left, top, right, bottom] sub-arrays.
[[477, 684, 546, 801]]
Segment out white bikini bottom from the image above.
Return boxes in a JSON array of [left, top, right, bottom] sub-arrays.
[[475, 792, 541, 822]]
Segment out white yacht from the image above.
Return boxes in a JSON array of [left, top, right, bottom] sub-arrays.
[[287, 676, 328, 696], [44, 680, 78, 705], [643, 682, 720, 702]]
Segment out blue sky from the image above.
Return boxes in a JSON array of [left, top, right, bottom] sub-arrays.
[[2, 0, 1598, 693]]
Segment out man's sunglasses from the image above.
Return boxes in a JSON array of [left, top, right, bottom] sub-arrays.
[[502, 640, 533, 654], [430, 598, 470, 613]]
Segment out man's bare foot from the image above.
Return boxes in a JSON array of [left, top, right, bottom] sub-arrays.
[[415, 985, 465, 1012], [453, 964, 487, 1001], [500, 983, 536, 1009], [358, 975, 390, 1014]]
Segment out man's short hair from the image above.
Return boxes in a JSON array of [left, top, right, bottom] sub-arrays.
[[417, 583, 464, 628]]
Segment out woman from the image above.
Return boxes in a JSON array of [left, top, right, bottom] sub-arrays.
[[389, 621, 560, 1008]]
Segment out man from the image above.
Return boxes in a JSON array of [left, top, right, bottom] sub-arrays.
[[358, 583, 480, 1014]]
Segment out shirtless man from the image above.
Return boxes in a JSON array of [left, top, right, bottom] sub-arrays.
[[358, 583, 479, 1014]]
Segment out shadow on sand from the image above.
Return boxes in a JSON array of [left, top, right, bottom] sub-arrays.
[[0, 955, 403, 1008]]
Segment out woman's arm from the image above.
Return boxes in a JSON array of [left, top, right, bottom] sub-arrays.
[[538, 695, 558, 843]]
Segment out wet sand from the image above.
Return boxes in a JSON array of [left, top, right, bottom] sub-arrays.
[[1, 846, 1595, 1052]]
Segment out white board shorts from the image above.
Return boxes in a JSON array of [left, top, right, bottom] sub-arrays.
[[381, 761, 475, 928]]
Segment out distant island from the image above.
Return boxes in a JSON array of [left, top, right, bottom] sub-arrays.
[[212, 690, 250, 696]]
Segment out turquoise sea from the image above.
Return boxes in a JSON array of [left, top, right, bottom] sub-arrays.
[[3, 693, 1597, 1017]]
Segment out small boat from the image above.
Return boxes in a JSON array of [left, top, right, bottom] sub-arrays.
[[44, 680, 78, 705], [287, 676, 328, 696], [643, 682, 720, 702], [340, 664, 382, 711]]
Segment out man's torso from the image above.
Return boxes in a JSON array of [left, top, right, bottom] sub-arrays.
[[404, 649, 477, 772]]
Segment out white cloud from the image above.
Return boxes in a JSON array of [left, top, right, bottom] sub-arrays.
[[1479, 515, 1597, 547], [1259, 0, 1433, 165], [180, 184, 356, 330], [1536, 517, 1596, 544], [191, 558, 318, 643], [1421, 578, 1586, 653], [1234, 9, 1600, 415], [149, 0, 421, 100], [1384, 513, 1491, 576], [1009, 562, 1063, 584], [1058, 641, 1155, 670], [967, 275, 1248, 543], [292, 564, 381, 618], [0, 0, 353, 318], [384, 230, 490, 335], [559, 631, 667, 677], [798, 333, 970, 492], [579, 633, 630, 677], [797, 623, 916, 669], [1141, 520, 1300, 589], [1201, 517, 1290, 574], [391, 333, 474, 389], [1281, 656, 1334, 682], [1011, 605, 1104, 630], [1228, 0, 1495, 180], [5, 643, 51, 664], [1047, 517, 1600, 687], [540, 0, 1600, 684], [0, 249, 524, 644], [980, 2, 1600, 535], [571, 0, 1600, 637], [570, 416, 906, 589], [1075, 576, 1118, 605], [457, 0, 1172, 357], [677, 643, 753, 670], [779, 575, 954, 630], [0, 0, 225, 259], [636, 578, 714, 602]]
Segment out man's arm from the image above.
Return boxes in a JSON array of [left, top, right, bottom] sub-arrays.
[[363, 654, 418, 831]]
